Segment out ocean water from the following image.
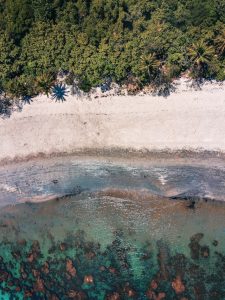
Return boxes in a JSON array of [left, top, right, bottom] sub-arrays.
[[0, 157, 225, 299]]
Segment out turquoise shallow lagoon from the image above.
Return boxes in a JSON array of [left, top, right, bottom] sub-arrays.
[[0, 156, 225, 299]]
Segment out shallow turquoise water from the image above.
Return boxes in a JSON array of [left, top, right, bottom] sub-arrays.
[[0, 158, 225, 299]]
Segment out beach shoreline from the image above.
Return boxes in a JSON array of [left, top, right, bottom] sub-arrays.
[[1, 79, 225, 165]]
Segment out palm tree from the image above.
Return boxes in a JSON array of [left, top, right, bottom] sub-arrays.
[[188, 41, 215, 66], [215, 28, 225, 56], [140, 53, 160, 79], [187, 41, 215, 77], [35, 73, 55, 96]]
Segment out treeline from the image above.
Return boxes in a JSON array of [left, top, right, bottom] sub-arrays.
[[0, 0, 224, 98]]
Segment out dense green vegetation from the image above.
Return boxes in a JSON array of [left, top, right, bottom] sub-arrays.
[[0, 0, 224, 98]]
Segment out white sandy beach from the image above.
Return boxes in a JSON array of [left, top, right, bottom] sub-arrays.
[[0, 79, 225, 163]]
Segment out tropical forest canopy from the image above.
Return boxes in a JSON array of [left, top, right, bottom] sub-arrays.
[[0, 0, 224, 97]]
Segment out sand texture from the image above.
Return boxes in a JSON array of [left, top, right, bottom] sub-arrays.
[[0, 80, 225, 163]]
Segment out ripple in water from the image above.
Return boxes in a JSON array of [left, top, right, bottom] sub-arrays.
[[0, 188, 225, 299], [1, 157, 225, 299]]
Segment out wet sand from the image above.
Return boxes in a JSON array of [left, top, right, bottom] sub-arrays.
[[1, 154, 225, 207]]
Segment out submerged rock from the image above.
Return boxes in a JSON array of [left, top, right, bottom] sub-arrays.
[[172, 276, 185, 294], [109, 267, 117, 274], [124, 283, 136, 297], [190, 233, 204, 243], [27, 253, 35, 263], [194, 282, 206, 299], [15, 286, 21, 292], [0, 270, 9, 282], [12, 250, 21, 259], [49, 295, 59, 300], [83, 275, 94, 284], [32, 269, 40, 278], [189, 233, 204, 260], [99, 265, 106, 271], [68, 290, 87, 299], [85, 251, 96, 259], [150, 279, 158, 290], [146, 290, 155, 299], [60, 243, 67, 251], [200, 246, 210, 258], [24, 290, 33, 298], [66, 259, 76, 277], [157, 241, 170, 280], [17, 239, 27, 247], [212, 240, 218, 247], [146, 290, 166, 300], [32, 240, 41, 253], [42, 261, 49, 274], [106, 292, 120, 300], [68, 290, 78, 298], [34, 277, 45, 293], [157, 292, 166, 300]]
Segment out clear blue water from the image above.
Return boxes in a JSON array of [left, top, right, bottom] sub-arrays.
[[0, 157, 225, 299]]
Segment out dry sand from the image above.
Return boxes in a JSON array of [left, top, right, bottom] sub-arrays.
[[0, 79, 225, 163]]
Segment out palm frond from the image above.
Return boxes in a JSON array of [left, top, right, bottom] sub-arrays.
[[215, 29, 225, 56], [188, 41, 215, 66]]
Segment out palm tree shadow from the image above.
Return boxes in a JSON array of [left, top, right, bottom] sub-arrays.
[[51, 83, 69, 102], [22, 95, 34, 105], [0, 96, 23, 119]]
